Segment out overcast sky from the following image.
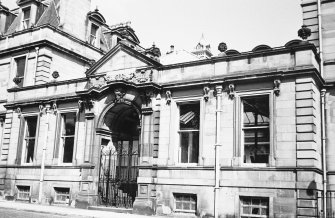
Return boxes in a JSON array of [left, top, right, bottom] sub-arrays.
[[2, 0, 303, 55]]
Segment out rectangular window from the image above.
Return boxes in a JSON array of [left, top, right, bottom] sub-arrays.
[[179, 102, 200, 163], [54, 187, 70, 203], [242, 95, 270, 164], [14, 56, 26, 87], [60, 113, 76, 163], [17, 186, 30, 200], [22, 7, 31, 29], [174, 193, 197, 213], [23, 116, 38, 163], [90, 23, 99, 45], [240, 197, 269, 218]]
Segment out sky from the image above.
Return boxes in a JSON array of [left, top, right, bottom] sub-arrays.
[[2, 0, 303, 55]]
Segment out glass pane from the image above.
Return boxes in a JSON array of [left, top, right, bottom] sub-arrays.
[[63, 137, 74, 163], [180, 132, 189, 163], [243, 96, 269, 127], [182, 202, 191, 210], [26, 116, 37, 137], [180, 103, 200, 130], [176, 202, 182, 209], [15, 56, 26, 77], [261, 208, 268, 215], [63, 113, 76, 136], [23, 7, 31, 19], [26, 139, 35, 163], [91, 24, 98, 36], [242, 206, 250, 214], [244, 129, 269, 164], [251, 207, 260, 215], [190, 132, 199, 163]]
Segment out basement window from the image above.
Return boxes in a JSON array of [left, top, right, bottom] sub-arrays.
[[240, 196, 269, 218], [242, 95, 270, 164], [17, 185, 30, 200], [54, 187, 70, 203], [174, 193, 197, 213]]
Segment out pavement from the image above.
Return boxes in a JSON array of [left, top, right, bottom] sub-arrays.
[[0, 200, 160, 218]]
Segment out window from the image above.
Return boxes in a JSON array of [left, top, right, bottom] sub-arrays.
[[17, 186, 30, 200], [23, 116, 38, 163], [89, 23, 99, 46], [179, 102, 200, 163], [54, 187, 70, 203], [14, 56, 26, 87], [174, 193, 197, 213], [22, 7, 31, 29], [60, 113, 76, 163], [240, 197, 269, 218], [242, 95, 270, 164]]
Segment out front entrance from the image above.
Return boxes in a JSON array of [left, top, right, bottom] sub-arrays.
[[98, 103, 140, 208]]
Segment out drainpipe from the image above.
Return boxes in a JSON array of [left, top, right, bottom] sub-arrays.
[[34, 47, 39, 85], [38, 104, 50, 204], [317, 0, 324, 78], [214, 85, 222, 218], [316, 0, 326, 216], [321, 89, 327, 218]]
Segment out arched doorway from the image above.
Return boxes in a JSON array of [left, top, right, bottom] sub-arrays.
[[98, 102, 140, 208]]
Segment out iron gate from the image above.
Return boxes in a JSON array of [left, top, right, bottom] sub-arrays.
[[98, 140, 139, 208]]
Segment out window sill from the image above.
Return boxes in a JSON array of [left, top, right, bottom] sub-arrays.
[[241, 163, 269, 168], [174, 163, 199, 167]]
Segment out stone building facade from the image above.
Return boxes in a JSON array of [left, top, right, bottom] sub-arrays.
[[0, 0, 334, 217]]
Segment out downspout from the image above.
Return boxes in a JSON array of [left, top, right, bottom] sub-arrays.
[[38, 104, 50, 204], [321, 89, 327, 218], [214, 85, 222, 218], [316, 0, 326, 216]]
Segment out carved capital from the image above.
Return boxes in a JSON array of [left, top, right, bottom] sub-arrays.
[[227, 84, 235, 100], [273, 79, 281, 96], [203, 86, 210, 102], [16, 107, 22, 117], [52, 101, 58, 114], [166, 90, 172, 105]]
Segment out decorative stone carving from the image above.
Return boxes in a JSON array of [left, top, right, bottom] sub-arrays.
[[140, 89, 154, 106], [16, 107, 22, 117], [218, 42, 227, 53], [89, 69, 154, 88], [203, 86, 210, 102], [39, 104, 44, 115], [13, 77, 22, 85], [166, 90, 172, 105], [298, 25, 311, 40], [114, 88, 126, 103], [52, 71, 59, 79], [227, 84, 235, 100], [78, 100, 84, 112], [274, 79, 281, 96], [52, 101, 58, 114]]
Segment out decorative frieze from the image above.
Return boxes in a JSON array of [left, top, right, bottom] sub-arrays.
[[89, 68, 154, 88]]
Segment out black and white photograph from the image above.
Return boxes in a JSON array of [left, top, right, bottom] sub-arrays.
[[0, 0, 334, 217]]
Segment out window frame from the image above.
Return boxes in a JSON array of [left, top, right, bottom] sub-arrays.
[[53, 187, 71, 204], [12, 54, 28, 88], [172, 97, 203, 166], [21, 114, 40, 165], [57, 111, 78, 165], [237, 91, 274, 167], [88, 21, 100, 47], [21, 6, 31, 30], [240, 196, 269, 218], [173, 193, 197, 214], [16, 185, 31, 201]]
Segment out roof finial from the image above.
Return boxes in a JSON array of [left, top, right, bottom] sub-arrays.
[[95, 5, 99, 11]]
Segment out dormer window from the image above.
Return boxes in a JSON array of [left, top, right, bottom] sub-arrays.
[[22, 7, 31, 29], [89, 23, 99, 46]]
